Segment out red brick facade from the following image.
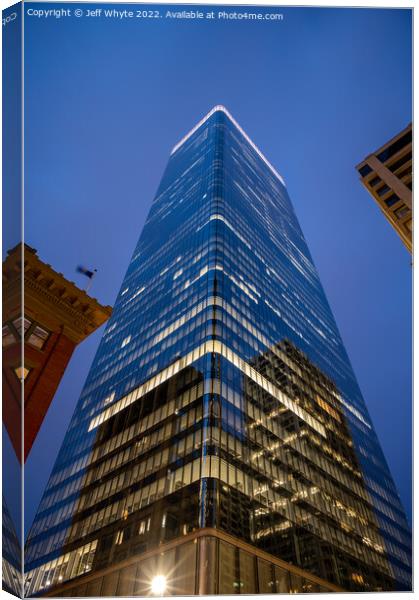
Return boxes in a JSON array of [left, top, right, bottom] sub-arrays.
[[3, 330, 78, 461], [3, 244, 112, 463]]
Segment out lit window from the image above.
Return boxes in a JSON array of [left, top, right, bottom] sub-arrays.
[[115, 530, 124, 545], [27, 326, 50, 350], [14, 366, 30, 381], [103, 391, 115, 406], [2, 325, 16, 348], [121, 335, 131, 348], [138, 518, 150, 535], [106, 322, 117, 334]]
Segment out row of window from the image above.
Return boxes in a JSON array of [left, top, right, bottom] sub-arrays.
[[2, 316, 49, 349]]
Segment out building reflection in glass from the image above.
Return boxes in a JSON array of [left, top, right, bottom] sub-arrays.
[[215, 339, 396, 590], [24, 107, 411, 596]]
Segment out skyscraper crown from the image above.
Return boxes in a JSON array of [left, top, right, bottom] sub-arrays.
[[171, 105, 286, 186]]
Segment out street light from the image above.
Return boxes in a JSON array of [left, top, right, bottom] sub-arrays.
[[151, 575, 167, 595]]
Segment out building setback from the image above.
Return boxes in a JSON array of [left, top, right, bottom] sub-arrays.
[[356, 124, 412, 253], [24, 107, 411, 596], [2, 244, 112, 462]]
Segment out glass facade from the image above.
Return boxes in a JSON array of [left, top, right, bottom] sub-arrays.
[[33, 531, 341, 597], [3, 496, 22, 596], [25, 106, 411, 595]]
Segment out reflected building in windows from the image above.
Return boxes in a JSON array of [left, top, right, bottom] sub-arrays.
[[24, 106, 411, 596], [241, 340, 397, 589]]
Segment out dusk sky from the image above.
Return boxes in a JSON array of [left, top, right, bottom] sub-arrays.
[[4, 3, 412, 537]]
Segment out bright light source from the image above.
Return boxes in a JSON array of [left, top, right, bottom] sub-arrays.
[[151, 575, 167, 595]]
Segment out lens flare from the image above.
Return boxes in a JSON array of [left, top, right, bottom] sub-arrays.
[[151, 575, 167, 595]]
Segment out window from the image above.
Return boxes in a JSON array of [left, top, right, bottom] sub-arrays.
[[4, 317, 49, 348], [27, 325, 50, 349], [115, 530, 124, 545], [138, 517, 150, 535], [377, 130, 412, 163], [116, 565, 136, 596], [395, 205, 410, 220], [101, 572, 119, 596], [218, 542, 237, 594], [257, 559, 275, 593], [139, 520, 146, 535], [358, 164, 372, 177], [14, 366, 31, 381], [239, 550, 256, 593], [397, 166, 412, 180], [121, 335, 131, 348], [103, 391, 115, 406], [368, 176, 381, 188], [376, 184, 390, 197], [13, 317, 31, 337], [174, 542, 196, 594], [389, 151, 412, 173], [384, 194, 400, 208], [275, 565, 290, 593], [2, 325, 16, 348]]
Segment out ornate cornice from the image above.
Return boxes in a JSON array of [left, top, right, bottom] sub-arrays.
[[3, 244, 112, 344]]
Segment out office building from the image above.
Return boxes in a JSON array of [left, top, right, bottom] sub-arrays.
[[356, 124, 412, 252], [3, 496, 22, 597], [24, 107, 411, 596]]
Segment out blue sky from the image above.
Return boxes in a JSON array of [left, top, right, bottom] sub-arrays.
[[6, 4, 413, 537]]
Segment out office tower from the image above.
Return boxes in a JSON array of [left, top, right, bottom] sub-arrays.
[[3, 496, 22, 597], [24, 107, 411, 596], [2, 244, 112, 462], [356, 124, 412, 253]]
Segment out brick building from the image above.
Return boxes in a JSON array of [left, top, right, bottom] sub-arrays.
[[2, 244, 112, 462]]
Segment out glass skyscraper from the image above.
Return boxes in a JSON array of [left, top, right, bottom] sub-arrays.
[[24, 106, 411, 596]]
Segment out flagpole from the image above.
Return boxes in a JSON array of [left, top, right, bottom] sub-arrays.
[[85, 269, 97, 293]]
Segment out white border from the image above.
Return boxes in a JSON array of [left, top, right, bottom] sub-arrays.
[[0, 3, 414, 600]]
